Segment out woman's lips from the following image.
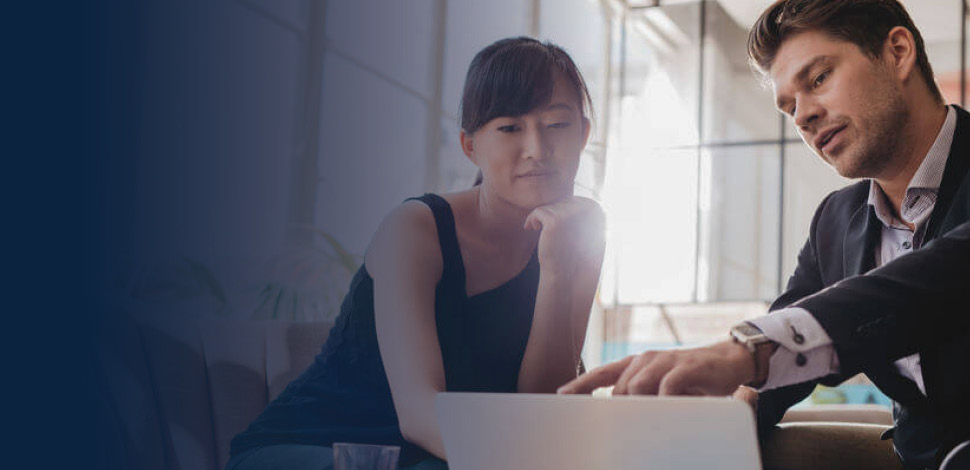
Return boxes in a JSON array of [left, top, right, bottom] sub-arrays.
[[518, 170, 557, 178]]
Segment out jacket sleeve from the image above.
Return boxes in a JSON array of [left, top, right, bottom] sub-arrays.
[[795, 220, 970, 376], [755, 194, 842, 436]]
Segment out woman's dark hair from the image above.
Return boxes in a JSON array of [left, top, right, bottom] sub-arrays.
[[747, 0, 942, 103], [461, 37, 593, 186], [460, 36, 593, 135]]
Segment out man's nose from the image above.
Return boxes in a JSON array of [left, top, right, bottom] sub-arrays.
[[794, 97, 823, 132]]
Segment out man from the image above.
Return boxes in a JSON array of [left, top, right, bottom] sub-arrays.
[[560, 1, 970, 468]]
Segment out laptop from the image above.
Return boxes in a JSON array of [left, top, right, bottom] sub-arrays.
[[436, 392, 761, 470]]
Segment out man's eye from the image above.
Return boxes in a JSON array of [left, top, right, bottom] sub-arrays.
[[549, 122, 571, 129], [498, 125, 519, 133], [812, 71, 829, 88]]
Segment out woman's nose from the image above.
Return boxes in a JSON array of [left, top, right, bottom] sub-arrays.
[[523, 128, 550, 160]]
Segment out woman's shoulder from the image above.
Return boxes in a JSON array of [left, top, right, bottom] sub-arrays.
[[365, 199, 436, 265], [373, 190, 475, 240], [363, 192, 467, 278]]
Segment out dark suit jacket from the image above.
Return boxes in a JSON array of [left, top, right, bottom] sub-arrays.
[[758, 106, 970, 470]]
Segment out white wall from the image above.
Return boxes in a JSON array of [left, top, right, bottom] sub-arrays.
[[315, 0, 613, 257]]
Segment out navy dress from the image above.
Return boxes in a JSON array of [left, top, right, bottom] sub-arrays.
[[229, 194, 541, 466]]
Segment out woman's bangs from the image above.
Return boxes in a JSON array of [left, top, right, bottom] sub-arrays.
[[478, 48, 557, 124]]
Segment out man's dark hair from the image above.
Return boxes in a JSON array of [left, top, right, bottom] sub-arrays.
[[747, 0, 943, 103]]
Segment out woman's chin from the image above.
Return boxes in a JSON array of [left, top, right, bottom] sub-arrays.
[[517, 188, 571, 209]]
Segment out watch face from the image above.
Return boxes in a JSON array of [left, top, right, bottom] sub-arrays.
[[732, 322, 763, 339]]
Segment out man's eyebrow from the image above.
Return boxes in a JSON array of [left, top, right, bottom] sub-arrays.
[[775, 55, 833, 110]]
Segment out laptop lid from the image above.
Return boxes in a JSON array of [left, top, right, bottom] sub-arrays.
[[436, 392, 761, 470]]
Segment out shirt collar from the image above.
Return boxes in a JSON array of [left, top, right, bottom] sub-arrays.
[[867, 105, 956, 227]]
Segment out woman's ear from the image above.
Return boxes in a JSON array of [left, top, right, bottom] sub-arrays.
[[581, 117, 592, 147], [460, 130, 476, 163]]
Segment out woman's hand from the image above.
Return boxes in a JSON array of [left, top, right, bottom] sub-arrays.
[[517, 197, 605, 393], [523, 196, 606, 278]]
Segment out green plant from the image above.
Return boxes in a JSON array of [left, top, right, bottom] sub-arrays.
[[247, 230, 360, 321], [115, 256, 228, 314]]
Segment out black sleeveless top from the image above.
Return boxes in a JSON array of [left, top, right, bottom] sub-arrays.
[[230, 194, 541, 465]]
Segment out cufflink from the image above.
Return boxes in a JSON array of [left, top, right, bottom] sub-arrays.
[[791, 325, 805, 345]]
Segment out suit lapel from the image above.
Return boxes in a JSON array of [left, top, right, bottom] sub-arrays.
[[842, 106, 969, 275], [920, 107, 970, 410], [842, 202, 881, 277], [844, 201, 927, 406], [870, 107, 970, 409], [926, 106, 970, 241]]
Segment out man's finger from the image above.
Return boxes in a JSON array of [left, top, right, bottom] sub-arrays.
[[657, 366, 691, 396], [614, 351, 657, 395], [557, 356, 632, 394], [626, 355, 675, 395], [732, 386, 759, 413]]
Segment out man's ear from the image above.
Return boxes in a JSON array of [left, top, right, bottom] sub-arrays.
[[460, 129, 477, 164], [885, 26, 917, 84]]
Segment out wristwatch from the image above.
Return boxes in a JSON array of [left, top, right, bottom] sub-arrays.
[[730, 322, 775, 387]]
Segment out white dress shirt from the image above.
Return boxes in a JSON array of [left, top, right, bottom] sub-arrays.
[[748, 105, 957, 392]]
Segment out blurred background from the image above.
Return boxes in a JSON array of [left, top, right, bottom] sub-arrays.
[[107, 0, 970, 408]]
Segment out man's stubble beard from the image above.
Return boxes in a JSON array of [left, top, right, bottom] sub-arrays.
[[837, 77, 910, 180]]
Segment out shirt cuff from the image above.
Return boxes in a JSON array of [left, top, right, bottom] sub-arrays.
[[747, 307, 841, 391]]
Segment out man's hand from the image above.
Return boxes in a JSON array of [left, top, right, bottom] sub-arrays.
[[557, 339, 757, 396], [732, 385, 759, 413]]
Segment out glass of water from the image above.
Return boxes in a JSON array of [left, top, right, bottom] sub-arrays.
[[332, 442, 400, 470]]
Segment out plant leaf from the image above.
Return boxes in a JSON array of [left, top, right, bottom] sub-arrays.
[[181, 256, 228, 307], [313, 229, 360, 273]]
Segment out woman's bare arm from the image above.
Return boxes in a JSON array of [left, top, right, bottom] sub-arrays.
[[517, 197, 606, 393], [367, 201, 447, 459]]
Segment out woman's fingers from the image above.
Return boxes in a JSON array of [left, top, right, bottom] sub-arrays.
[[524, 206, 555, 231], [525, 196, 602, 232]]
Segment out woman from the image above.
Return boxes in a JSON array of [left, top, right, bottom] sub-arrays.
[[228, 36, 605, 470]]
